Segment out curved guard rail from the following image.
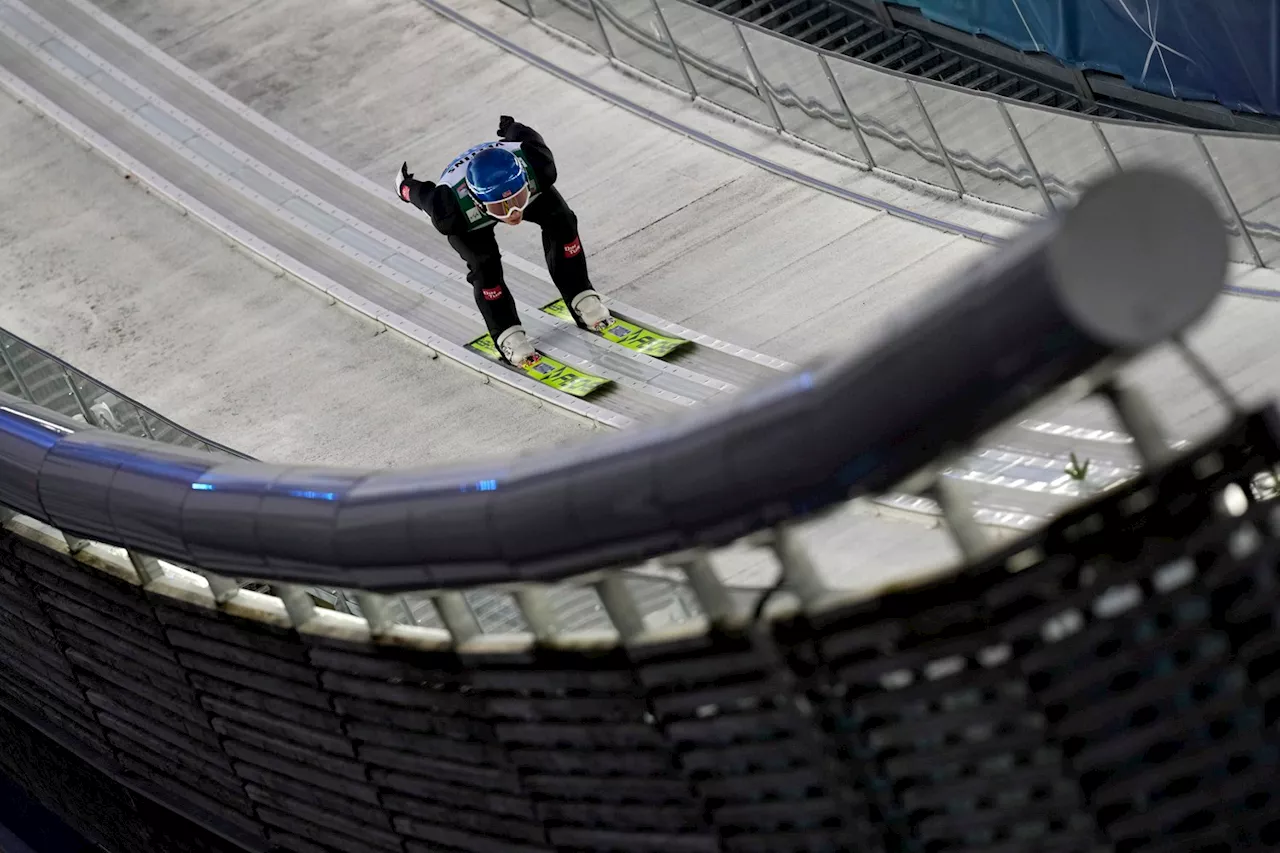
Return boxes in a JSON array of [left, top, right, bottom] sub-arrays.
[[0, 171, 1229, 591]]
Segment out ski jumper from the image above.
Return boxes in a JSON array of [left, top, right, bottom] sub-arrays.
[[401, 123, 594, 341]]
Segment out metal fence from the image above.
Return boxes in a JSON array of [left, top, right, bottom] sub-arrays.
[[0, 327, 728, 634], [506, 0, 1280, 268], [0, 329, 246, 459]]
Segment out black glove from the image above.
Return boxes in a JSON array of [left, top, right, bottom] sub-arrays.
[[397, 162, 414, 203], [496, 115, 515, 139], [397, 162, 433, 204]]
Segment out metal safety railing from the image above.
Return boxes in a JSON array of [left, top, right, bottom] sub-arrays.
[[0, 327, 735, 633], [0, 329, 246, 460], [504, 0, 1280, 269]]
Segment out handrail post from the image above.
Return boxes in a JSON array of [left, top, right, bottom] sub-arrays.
[[434, 591, 483, 644], [931, 476, 988, 562], [906, 80, 964, 195], [769, 522, 827, 609], [585, 0, 615, 58], [649, 0, 697, 100], [62, 367, 94, 423], [127, 551, 165, 586], [663, 548, 738, 624], [1101, 381, 1172, 470], [1193, 134, 1264, 267], [277, 583, 318, 629], [514, 587, 561, 642], [1092, 121, 1121, 172], [996, 101, 1054, 213], [133, 404, 157, 440], [733, 22, 783, 132], [356, 592, 396, 637], [818, 53, 874, 167], [596, 574, 647, 643], [203, 571, 241, 604]]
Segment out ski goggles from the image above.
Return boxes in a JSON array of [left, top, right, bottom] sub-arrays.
[[480, 184, 531, 219]]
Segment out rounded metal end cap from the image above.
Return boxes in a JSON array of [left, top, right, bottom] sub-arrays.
[[1048, 168, 1228, 349]]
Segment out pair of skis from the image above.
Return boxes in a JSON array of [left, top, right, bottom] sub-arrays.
[[467, 298, 687, 397]]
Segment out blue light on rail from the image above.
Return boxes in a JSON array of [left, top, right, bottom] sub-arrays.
[[289, 490, 339, 501]]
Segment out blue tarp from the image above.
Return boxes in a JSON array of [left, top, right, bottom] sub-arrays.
[[887, 0, 1280, 117]]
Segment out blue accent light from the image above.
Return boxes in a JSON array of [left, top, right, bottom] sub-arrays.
[[477, 479, 498, 491], [191, 482, 215, 491], [288, 489, 339, 501]]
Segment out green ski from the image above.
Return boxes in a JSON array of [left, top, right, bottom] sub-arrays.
[[541, 299, 689, 359], [467, 334, 611, 398]]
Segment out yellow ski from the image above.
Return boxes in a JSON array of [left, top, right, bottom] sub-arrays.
[[467, 334, 610, 398], [541, 299, 689, 359]]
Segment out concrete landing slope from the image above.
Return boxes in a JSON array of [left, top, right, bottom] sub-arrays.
[[1, 0, 791, 431], [92, 0, 1280, 436], [0, 92, 593, 467], [430, 0, 1280, 443], [90, 0, 1006, 365]]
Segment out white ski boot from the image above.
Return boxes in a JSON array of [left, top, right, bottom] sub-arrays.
[[495, 326, 539, 368], [571, 290, 612, 332]]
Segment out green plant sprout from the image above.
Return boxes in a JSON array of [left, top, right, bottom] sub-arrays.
[[1065, 452, 1091, 482]]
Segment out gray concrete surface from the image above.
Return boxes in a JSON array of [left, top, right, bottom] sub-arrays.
[[0, 91, 593, 467], [84, 0, 1011, 366], [85, 0, 1280, 410], [438, 0, 1280, 440], [0, 0, 778, 429]]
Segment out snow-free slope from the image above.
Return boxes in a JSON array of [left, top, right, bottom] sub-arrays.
[[0, 91, 593, 467], [85, 0, 1280, 436], [85, 0, 998, 365]]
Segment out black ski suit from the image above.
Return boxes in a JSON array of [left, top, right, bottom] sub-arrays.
[[399, 120, 594, 341]]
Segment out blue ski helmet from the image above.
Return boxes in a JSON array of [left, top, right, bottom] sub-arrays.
[[465, 147, 527, 204]]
